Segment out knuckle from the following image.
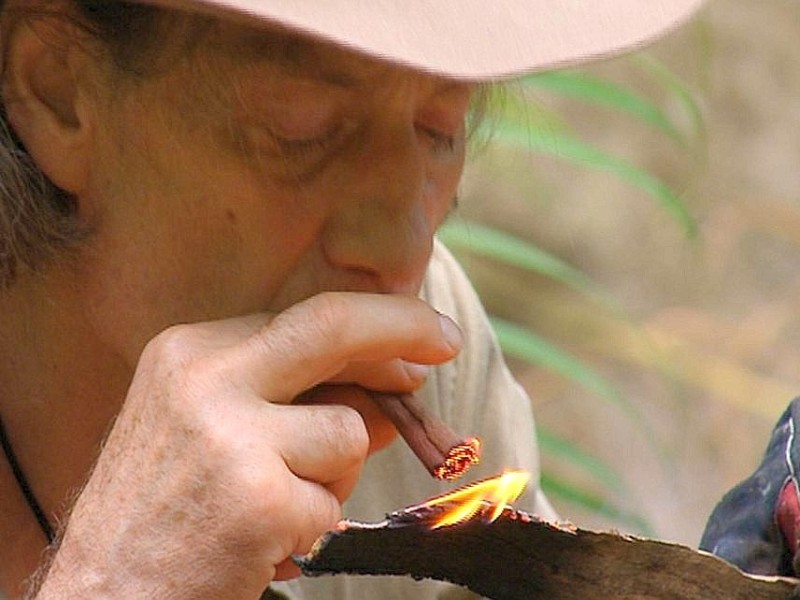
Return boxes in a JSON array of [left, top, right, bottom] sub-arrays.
[[301, 292, 353, 344], [321, 405, 370, 469], [140, 324, 199, 371], [302, 492, 342, 547], [234, 460, 285, 517], [140, 325, 233, 393]]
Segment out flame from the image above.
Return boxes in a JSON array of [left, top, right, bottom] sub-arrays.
[[423, 470, 530, 529]]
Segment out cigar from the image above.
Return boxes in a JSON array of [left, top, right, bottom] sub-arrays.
[[372, 393, 481, 481]]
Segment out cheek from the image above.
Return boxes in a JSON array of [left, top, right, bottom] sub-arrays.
[[180, 184, 323, 316], [76, 81, 335, 357], [79, 165, 298, 361], [76, 209, 241, 360], [425, 155, 465, 225]]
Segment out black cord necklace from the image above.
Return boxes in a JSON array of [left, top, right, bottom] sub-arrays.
[[0, 416, 55, 543]]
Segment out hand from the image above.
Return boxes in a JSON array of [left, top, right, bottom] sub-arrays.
[[34, 293, 462, 599], [700, 397, 800, 577]]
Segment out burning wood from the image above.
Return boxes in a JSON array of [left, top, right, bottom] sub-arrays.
[[372, 393, 481, 481], [298, 472, 799, 600], [423, 470, 529, 528]]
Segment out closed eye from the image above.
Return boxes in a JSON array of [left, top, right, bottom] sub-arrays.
[[271, 126, 342, 158], [418, 125, 457, 154]]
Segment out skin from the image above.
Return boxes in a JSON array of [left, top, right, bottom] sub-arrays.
[[0, 9, 473, 599]]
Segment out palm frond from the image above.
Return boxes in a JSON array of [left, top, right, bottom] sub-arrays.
[[522, 69, 686, 144]]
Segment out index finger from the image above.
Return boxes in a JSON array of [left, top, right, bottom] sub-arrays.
[[225, 292, 462, 403]]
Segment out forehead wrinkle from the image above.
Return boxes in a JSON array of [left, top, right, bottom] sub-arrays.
[[213, 21, 471, 98], [220, 24, 392, 89], [205, 23, 476, 131]]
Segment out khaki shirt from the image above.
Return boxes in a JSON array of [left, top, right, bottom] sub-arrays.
[[273, 241, 555, 599]]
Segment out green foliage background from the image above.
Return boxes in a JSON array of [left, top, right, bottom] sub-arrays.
[[440, 22, 710, 536]]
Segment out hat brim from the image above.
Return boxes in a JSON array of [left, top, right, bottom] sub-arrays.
[[141, 0, 705, 80]]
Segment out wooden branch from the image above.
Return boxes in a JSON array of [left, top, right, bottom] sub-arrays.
[[298, 502, 799, 599]]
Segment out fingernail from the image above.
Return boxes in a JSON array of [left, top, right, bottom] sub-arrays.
[[404, 362, 430, 384], [438, 314, 463, 351]]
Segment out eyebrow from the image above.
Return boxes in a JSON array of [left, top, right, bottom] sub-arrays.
[[233, 27, 389, 88], [224, 24, 470, 97]]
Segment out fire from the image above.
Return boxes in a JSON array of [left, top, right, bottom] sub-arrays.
[[423, 470, 530, 529]]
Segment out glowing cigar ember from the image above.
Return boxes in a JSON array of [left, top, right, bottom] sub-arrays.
[[372, 393, 481, 481], [421, 470, 530, 529]]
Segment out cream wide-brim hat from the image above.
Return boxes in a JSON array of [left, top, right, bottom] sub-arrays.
[[140, 0, 705, 79]]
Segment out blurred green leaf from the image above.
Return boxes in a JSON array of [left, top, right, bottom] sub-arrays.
[[536, 428, 656, 534], [459, 47, 705, 531], [490, 317, 623, 406], [484, 121, 697, 237], [522, 70, 685, 144], [490, 317, 654, 441], [439, 219, 595, 295], [630, 54, 707, 149], [536, 426, 624, 492], [540, 472, 654, 535], [491, 83, 570, 135]]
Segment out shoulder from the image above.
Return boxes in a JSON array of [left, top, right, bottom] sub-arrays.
[[421, 239, 484, 326], [420, 239, 508, 424]]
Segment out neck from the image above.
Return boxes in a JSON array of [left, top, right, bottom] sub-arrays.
[[0, 268, 131, 595], [0, 453, 50, 599]]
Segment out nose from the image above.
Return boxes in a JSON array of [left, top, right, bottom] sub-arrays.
[[321, 121, 442, 293]]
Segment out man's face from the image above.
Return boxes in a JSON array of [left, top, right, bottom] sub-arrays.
[[75, 20, 474, 363]]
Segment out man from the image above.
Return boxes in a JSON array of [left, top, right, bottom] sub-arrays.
[[0, 1, 703, 598]]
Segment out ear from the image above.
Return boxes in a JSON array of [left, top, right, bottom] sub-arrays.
[[2, 17, 96, 203]]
